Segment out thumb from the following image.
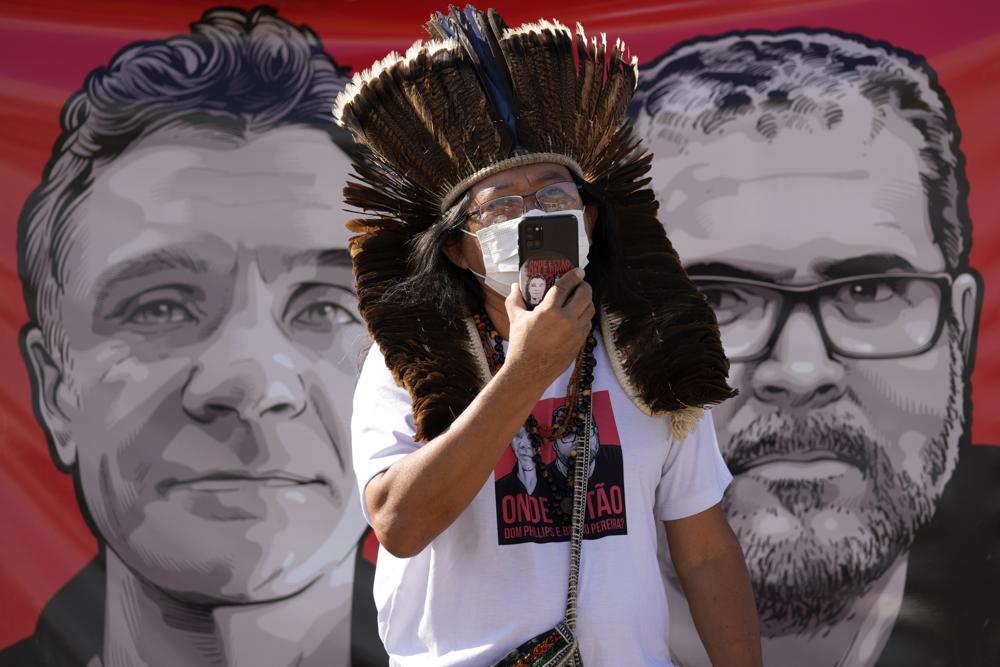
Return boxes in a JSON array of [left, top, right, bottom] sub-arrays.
[[506, 282, 526, 313]]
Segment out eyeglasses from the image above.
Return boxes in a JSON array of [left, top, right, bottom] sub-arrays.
[[466, 181, 583, 227], [690, 272, 953, 362]]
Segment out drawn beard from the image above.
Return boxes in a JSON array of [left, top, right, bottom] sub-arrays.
[[722, 340, 962, 636]]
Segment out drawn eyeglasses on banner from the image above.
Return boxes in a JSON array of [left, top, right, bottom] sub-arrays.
[[691, 272, 954, 361]]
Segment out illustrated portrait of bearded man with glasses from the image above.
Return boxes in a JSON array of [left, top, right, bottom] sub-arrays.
[[631, 28, 999, 667]]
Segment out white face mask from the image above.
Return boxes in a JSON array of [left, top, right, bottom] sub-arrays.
[[462, 208, 590, 296]]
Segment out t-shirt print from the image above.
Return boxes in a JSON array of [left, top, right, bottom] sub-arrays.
[[493, 389, 627, 545]]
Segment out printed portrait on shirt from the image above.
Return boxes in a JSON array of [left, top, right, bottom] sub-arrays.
[[493, 390, 628, 545]]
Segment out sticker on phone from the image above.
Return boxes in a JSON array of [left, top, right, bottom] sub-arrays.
[[517, 213, 580, 309], [519, 254, 574, 307]]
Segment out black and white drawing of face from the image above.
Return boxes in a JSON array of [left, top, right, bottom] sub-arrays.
[[25, 126, 367, 605], [552, 409, 600, 477], [643, 86, 978, 633], [527, 276, 546, 305], [511, 427, 535, 470]]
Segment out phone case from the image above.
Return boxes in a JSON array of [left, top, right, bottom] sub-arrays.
[[517, 214, 580, 310]]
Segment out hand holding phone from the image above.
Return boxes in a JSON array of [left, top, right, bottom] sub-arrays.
[[505, 268, 595, 386], [517, 213, 581, 310]]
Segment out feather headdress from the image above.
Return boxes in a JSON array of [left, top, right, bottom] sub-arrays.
[[334, 5, 734, 441]]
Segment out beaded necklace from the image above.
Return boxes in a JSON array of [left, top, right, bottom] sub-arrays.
[[472, 310, 597, 523]]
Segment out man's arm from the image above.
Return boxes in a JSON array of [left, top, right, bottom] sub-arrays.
[[365, 357, 551, 558], [665, 504, 762, 667], [365, 271, 595, 558]]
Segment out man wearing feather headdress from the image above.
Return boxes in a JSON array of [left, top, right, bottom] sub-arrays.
[[336, 6, 762, 666]]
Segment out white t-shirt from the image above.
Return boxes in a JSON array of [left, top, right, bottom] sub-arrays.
[[352, 333, 732, 666]]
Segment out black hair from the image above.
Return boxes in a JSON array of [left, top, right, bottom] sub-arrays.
[[629, 28, 971, 272]]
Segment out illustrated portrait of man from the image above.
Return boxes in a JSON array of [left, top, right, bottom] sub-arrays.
[[631, 29, 999, 667], [495, 427, 539, 496], [2, 7, 386, 667], [526, 274, 547, 306], [547, 403, 630, 505], [549, 404, 602, 482]]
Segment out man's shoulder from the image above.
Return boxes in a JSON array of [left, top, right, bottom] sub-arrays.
[[939, 443, 1000, 526], [0, 636, 40, 667], [960, 441, 1000, 465], [877, 444, 1000, 667], [595, 445, 623, 462], [494, 470, 523, 496], [964, 441, 1000, 469], [906, 443, 1000, 573], [0, 558, 105, 667]]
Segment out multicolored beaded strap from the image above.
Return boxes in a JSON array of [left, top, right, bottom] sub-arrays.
[[472, 311, 597, 524], [497, 622, 575, 667]]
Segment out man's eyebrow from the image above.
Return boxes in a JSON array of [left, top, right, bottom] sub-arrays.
[[531, 169, 572, 184], [686, 255, 920, 283], [814, 254, 916, 279], [282, 248, 352, 273], [478, 181, 515, 195], [474, 170, 570, 202], [684, 262, 793, 282], [94, 249, 209, 308]]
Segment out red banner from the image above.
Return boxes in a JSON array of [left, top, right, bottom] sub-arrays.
[[1, 1, 997, 665]]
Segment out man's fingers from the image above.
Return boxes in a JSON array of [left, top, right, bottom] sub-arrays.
[[507, 282, 526, 313], [557, 267, 585, 290], [542, 268, 585, 308], [564, 279, 593, 318], [578, 301, 596, 330]]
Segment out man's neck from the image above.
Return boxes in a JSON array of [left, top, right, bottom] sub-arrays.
[[666, 553, 908, 667], [483, 293, 511, 340], [517, 465, 537, 494], [99, 547, 357, 667]]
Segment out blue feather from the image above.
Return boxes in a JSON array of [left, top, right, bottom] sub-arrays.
[[460, 7, 519, 135], [431, 11, 456, 39], [433, 5, 520, 150]]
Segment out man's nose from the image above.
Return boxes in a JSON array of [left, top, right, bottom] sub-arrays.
[[750, 305, 847, 410], [182, 319, 306, 424]]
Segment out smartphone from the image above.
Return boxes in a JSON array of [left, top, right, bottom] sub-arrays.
[[517, 213, 580, 310]]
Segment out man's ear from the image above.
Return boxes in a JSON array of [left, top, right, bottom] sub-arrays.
[[584, 204, 598, 243], [20, 326, 77, 470], [443, 234, 470, 270], [951, 271, 981, 372]]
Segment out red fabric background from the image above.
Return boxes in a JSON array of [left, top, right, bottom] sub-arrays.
[[1, 0, 997, 644]]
